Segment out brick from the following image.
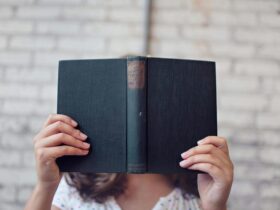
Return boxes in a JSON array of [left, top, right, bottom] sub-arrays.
[[233, 0, 280, 12], [187, 0, 231, 10], [0, 83, 39, 99], [234, 28, 280, 44], [0, 20, 33, 34], [218, 110, 254, 128], [108, 38, 143, 54], [34, 52, 78, 67], [37, 0, 82, 4], [258, 46, 280, 60], [261, 184, 280, 198], [220, 94, 267, 111], [235, 164, 280, 181], [36, 21, 80, 35], [83, 22, 142, 37], [86, 0, 135, 7], [184, 11, 209, 25], [0, 185, 16, 202], [108, 8, 142, 23], [151, 25, 179, 39], [270, 96, 280, 113], [0, 36, 7, 49], [231, 181, 257, 196], [217, 76, 259, 93], [2, 99, 54, 116], [0, 203, 22, 210], [17, 186, 33, 203], [210, 12, 257, 26], [232, 130, 259, 145], [182, 26, 230, 41], [4, 68, 53, 83], [260, 147, 280, 165], [57, 37, 106, 52], [16, 6, 60, 19], [152, 9, 186, 25], [40, 85, 56, 100], [10, 36, 55, 50], [0, 7, 13, 18], [153, 0, 187, 9], [210, 43, 255, 58], [230, 145, 258, 162], [61, 7, 106, 20], [0, 116, 28, 133], [0, 52, 31, 66], [0, 168, 36, 185], [260, 199, 280, 210], [260, 131, 280, 146], [260, 14, 280, 28], [215, 59, 232, 75], [0, 133, 33, 149], [23, 151, 35, 168], [234, 60, 279, 76], [0, 150, 21, 166], [0, 0, 34, 5], [257, 113, 280, 129]]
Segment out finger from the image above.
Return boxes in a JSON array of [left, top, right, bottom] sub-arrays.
[[181, 144, 218, 159], [197, 136, 229, 154], [36, 146, 89, 162], [181, 144, 231, 167], [35, 133, 90, 150], [188, 163, 223, 182], [37, 121, 87, 141], [43, 114, 78, 128], [179, 154, 225, 171]]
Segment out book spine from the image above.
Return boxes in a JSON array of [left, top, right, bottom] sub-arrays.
[[126, 56, 147, 173]]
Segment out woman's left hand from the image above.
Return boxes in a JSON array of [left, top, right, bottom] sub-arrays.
[[180, 136, 234, 210]]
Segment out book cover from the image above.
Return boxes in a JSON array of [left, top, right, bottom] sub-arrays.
[[56, 56, 217, 173]]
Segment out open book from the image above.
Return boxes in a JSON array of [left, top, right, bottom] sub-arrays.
[[56, 56, 217, 173]]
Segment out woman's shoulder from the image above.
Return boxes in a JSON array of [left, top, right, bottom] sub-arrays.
[[52, 175, 117, 210]]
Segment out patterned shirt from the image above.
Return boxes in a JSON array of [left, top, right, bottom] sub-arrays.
[[52, 176, 201, 210]]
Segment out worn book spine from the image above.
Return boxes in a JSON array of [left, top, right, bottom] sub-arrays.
[[126, 56, 147, 173]]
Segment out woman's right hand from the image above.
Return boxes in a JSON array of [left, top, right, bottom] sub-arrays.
[[33, 114, 90, 187]]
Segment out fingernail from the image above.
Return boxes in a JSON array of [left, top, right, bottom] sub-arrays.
[[197, 139, 203, 145], [80, 132, 87, 139], [181, 151, 188, 159], [83, 150, 89, 154], [83, 142, 90, 148], [71, 120, 78, 127], [179, 160, 185, 167]]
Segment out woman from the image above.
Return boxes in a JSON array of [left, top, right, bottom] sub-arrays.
[[24, 114, 234, 210]]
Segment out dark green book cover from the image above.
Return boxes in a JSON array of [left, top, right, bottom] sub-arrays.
[[56, 56, 217, 173]]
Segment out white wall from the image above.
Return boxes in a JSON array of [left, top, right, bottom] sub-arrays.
[[0, 0, 280, 209]]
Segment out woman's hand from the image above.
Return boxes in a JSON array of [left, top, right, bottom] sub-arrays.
[[33, 114, 90, 187], [180, 136, 234, 210]]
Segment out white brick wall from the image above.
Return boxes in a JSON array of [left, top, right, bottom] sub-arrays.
[[0, 0, 280, 209]]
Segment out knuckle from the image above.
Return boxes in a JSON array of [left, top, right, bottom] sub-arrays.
[[57, 133, 66, 139], [36, 148, 45, 161], [189, 156, 196, 163], [208, 144, 215, 151], [54, 121, 63, 129], [62, 147, 71, 154], [206, 163, 215, 171]]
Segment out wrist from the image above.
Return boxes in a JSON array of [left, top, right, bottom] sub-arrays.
[[36, 180, 59, 193]]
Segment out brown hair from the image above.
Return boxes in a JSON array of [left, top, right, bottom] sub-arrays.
[[65, 173, 199, 203]]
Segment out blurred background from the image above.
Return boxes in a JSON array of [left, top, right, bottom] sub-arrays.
[[0, 0, 280, 209]]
